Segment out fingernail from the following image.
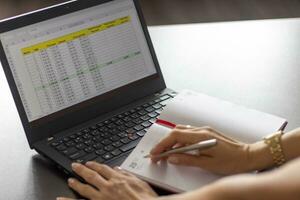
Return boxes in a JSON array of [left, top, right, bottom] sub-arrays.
[[71, 163, 80, 169], [114, 166, 122, 170], [56, 198, 64, 200], [68, 178, 75, 184], [85, 161, 93, 167], [168, 157, 179, 164]]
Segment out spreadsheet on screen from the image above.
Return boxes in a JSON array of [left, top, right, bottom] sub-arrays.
[[0, 0, 157, 122]]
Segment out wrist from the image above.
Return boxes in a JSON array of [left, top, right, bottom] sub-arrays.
[[247, 140, 274, 171]]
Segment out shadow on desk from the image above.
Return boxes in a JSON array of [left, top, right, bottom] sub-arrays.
[[30, 155, 77, 199]]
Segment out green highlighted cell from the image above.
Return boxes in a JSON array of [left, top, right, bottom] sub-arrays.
[[34, 51, 141, 91]]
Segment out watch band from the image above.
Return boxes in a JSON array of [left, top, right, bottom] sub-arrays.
[[263, 131, 286, 166]]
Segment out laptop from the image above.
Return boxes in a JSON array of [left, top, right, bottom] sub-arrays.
[[0, 0, 176, 176]]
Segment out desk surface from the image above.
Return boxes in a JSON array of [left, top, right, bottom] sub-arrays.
[[1, 18, 300, 199]]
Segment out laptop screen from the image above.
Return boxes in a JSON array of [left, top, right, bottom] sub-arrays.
[[0, 0, 157, 122]]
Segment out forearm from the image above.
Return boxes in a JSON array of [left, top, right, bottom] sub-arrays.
[[203, 158, 300, 200], [229, 158, 300, 200], [159, 158, 300, 200]]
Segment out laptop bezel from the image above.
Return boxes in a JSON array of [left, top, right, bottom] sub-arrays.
[[0, 0, 166, 148]]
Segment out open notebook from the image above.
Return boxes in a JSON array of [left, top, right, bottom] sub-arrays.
[[121, 90, 287, 192]]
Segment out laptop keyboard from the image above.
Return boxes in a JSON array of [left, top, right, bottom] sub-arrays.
[[49, 94, 174, 164]]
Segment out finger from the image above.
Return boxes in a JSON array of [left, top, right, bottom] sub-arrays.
[[72, 163, 107, 189], [167, 154, 211, 169], [56, 197, 76, 200], [175, 124, 193, 129], [85, 162, 116, 179], [67, 178, 99, 199], [150, 129, 212, 159]]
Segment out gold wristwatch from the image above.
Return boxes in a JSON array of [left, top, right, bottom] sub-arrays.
[[263, 131, 286, 167]]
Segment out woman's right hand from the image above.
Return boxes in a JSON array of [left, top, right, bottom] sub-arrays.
[[150, 125, 273, 175]]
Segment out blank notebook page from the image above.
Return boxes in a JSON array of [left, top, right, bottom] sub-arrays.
[[121, 123, 222, 193]]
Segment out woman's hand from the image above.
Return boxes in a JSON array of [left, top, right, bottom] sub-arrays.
[[57, 162, 157, 200], [150, 125, 272, 175]]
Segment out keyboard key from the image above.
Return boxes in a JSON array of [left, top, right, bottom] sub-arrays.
[[112, 141, 123, 148], [84, 140, 93, 146], [160, 100, 169, 106], [126, 128, 135, 134], [96, 122, 104, 127], [74, 137, 84, 143], [110, 135, 120, 142], [66, 141, 76, 147], [100, 132, 110, 138], [76, 132, 84, 136], [111, 149, 121, 156], [102, 153, 113, 160], [108, 128, 119, 134], [120, 140, 140, 152], [111, 117, 118, 122], [133, 118, 143, 124], [129, 109, 136, 113], [125, 122, 135, 128], [89, 125, 97, 130], [81, 129, 89, 134], [69, 134, 77, 139], [121, 137, 131, 144], [155, 109, 163, 114], [117, 114, 124, 119], [104, 120, 111, 125], [129, 134, 139, 141], [93, 143, 103, 150], [115, 120, 124, 126], [51, 141, 62, 147], [99, 127, 109, 132], [108, 123, 117, 129], [118, 132, 127, 138], [69, 150, 86, 160], [101, 139, 112, 145], [134, 125, 144, 131], [81, 153, 97, 163], [63, 137, 70, 142], [138, 110, 147, 115], [96, 149, 106, 155], [149, 118, 156, 123], [76, 143, 86, 150], [148, 101, 156, 105], [137, 130, 146, 137], [160, 95, 171, 101], [117, 125, 127, 131], [141, 115, 150, 121], [56, 144, 67, 151], [153, 104, 162, 109], [148, 112, 158, 118], [104, 145, 114, 151], [131, 113, 140, 119], [83, 134, 92, 139], [84, 147, 94, 153], [63, 147, 78, 155], [142, 103, 149, 108], [123, 116, 132, 122], [91, 130, 100, 136], [154, 98, 161, 103], [142, 121, 152, 128]]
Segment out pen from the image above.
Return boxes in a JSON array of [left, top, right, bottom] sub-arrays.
[[144, 139, 217, 159]]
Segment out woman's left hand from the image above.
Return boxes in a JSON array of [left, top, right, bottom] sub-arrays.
[[57, 162, 157, 200]]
